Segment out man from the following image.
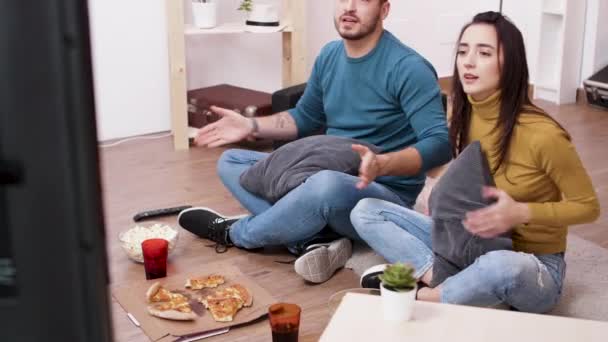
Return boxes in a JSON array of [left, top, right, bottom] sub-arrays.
[[179, 0, 451, 283]]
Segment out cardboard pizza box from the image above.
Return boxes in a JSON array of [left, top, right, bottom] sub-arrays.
[[112, 263, 276, 341]]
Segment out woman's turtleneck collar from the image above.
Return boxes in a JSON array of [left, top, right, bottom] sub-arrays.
[[468, 90, 501, 120]]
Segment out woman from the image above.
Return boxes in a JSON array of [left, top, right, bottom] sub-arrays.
[[349, 11, 600, 312]]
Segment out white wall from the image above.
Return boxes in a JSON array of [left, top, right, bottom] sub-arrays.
[[501, 0, 543, 84], [88, 0, 171, 141], [383, 0, 500, 77]]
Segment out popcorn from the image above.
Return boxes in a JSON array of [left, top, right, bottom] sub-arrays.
[[119, 223, 178, 262]]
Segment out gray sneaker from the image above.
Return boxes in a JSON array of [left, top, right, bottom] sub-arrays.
[[294, 238, 352, 283]]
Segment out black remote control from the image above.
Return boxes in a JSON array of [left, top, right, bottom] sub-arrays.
[[133, 205, 193, 222]]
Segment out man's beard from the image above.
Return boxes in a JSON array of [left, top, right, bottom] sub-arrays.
[[334, 13, 381, 41]]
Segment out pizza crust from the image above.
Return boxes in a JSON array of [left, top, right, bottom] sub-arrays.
[[146, 282, 163, 302], [147, 306, 197, 321]]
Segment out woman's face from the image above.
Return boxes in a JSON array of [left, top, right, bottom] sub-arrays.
[[456, 23, 503, 101]]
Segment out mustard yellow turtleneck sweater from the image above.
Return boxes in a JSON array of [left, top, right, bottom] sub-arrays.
[[467, 91, 600, 254]]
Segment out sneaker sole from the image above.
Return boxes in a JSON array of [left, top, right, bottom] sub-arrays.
[[359, 263, 388, 289], [177, 207, 247, 223], [294, 238, 352, 284]]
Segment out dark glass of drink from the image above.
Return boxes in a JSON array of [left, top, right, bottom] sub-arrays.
[[141, 239, 168, 280], [268, 303, 301, 342]]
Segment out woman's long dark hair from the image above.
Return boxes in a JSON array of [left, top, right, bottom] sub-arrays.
[[449, 11, 567, 174]]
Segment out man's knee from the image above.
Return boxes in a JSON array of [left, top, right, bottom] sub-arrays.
[[218, 149, 242, 166], [304, 170, 355, 200], [217, 149, 248, 176]]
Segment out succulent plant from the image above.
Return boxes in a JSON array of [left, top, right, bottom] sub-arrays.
[[238, 0, 253, 12], [378, 262, 416, 292]]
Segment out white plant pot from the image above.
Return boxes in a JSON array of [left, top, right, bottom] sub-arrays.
[[192, 2, 217, 29], [380, 283, 417, 322]]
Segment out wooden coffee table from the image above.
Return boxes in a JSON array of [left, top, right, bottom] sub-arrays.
[[320, 293, 608, 341]]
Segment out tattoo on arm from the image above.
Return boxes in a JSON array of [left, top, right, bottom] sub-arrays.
[[275, 112, 289, 129]]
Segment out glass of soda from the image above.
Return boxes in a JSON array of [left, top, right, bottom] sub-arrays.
[[268, 303, 301, 342], [141, 238, 168, 280]]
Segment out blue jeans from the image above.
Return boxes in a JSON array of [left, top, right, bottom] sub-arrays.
[[217, 149, 408, 250], [350, 198, 566, 313]]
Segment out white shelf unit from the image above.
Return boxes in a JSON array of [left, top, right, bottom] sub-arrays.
[[184, 22, 292, 35], [534, 0, 586, 104], [165, 0, 307, 150], [542, 0, 566, 15]]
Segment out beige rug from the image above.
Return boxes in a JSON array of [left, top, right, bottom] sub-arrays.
[[345, 234, 608, 321]]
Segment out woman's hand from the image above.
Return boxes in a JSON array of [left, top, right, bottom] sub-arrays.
[[463, 186, 531, 238], [352, 144, 386, 189], [195, 106, 254, 147]]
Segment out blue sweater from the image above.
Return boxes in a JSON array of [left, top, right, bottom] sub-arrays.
[[288, 30, 451, 204]]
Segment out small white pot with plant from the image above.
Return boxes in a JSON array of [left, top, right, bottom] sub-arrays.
[[238, 0, 283, 32], [192, 0, 217, 29], [378, 262, 417, 322]]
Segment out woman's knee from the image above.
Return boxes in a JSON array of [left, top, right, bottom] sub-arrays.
[[350, 198, 385, 234], [475, 250, 531, 284]]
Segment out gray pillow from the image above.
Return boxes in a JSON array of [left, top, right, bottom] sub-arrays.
[[428, 140, 512, 287], [239, 135, 379, 203]]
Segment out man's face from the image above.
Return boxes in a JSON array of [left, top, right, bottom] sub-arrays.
[[334, 0, 387, 41]]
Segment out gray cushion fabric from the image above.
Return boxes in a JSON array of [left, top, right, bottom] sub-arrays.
[[428, 141, 512, 287], [239, 135, 379, 203]]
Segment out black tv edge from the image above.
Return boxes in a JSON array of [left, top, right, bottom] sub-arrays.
[[1, 1, 112, 341]]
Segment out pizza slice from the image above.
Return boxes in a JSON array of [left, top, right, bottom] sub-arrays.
[[146, 282, 173, 303], [184, 274, 225, 290], [229, 284, 253, 307], [204, 297, 242, 322], [147, 300, 197, 321], [199, 284, 252, 308], [145, 282, 197, 321]]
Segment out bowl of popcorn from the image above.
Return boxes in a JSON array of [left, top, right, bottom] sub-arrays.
[[118, 222, 179, 263]]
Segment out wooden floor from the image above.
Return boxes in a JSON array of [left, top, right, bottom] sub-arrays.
[[101, 97, 608, 341]]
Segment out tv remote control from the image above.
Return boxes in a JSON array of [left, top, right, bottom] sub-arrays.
[[133, 205, 193, 222]]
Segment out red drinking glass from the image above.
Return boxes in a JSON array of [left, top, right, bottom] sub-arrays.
[[268, 303, 301, 342], [141, 239, 168, 280]]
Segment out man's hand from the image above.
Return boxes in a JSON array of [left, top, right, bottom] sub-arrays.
[[194, 106, 254, 147], [463, 186, 531, 238], [352, 144, 386, 189]]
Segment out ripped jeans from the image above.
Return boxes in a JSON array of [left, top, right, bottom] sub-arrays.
[[351, 198, 566, 313]]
